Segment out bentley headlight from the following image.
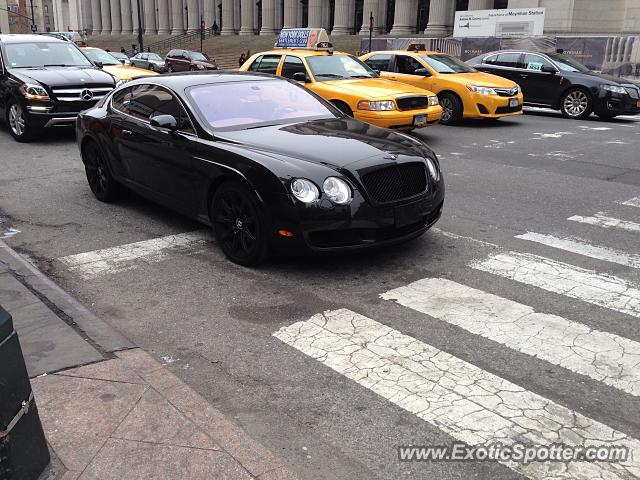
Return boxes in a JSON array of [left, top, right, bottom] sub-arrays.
[[357, 100, 396, 111], [428, 96, 439, 106], [601, 84, 626, 94], [19, 83, 49, 100], [425, 157, 440, 182], [291, 178, 319, 203], [466, 85, 497, 95], [323, 177, 352, 205]]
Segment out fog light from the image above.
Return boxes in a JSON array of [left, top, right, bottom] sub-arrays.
[[278, 229, 294, 237]]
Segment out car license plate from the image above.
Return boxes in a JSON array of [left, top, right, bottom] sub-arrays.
[[413, 114, 427, 126], [395, 200, 428, 227], [509, 98, 519, 107]]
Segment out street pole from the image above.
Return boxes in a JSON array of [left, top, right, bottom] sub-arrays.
[[136, 0, 143, 52], [200, 15, 203, 52], [368, 11, 373, 54], [29, 0, 35, 32]]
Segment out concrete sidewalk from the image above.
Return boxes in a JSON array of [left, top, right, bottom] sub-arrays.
[[0, 239, 296, 480]]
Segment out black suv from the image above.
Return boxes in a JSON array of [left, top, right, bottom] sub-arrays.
[[0, 34, 117, 141], [467, 50, 640, 120]]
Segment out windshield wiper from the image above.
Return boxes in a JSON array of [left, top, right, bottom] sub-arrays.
[[242, 122, 282, 130], [43, 64, 84, 67], [316, 73, 347, 79], [349, 75, 374, 79]]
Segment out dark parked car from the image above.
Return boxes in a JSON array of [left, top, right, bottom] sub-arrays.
[[0, 34, 116, 141], [130, 52, 167, 72], [467, 50, 640, 119], [165, 49, 217, 72], [76, 72, 444, 266]]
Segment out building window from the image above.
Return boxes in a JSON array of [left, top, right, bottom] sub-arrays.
[[45, 15, 50, 24], [44, 4, 48, 12]]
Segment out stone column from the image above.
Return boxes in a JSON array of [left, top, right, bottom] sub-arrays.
[[617, 36, 625, 62], [239, 0, 254, 34], [120, 0, 132, 33], [468, 0, 493, 9], [358, 0, 376, 35], [307, 0, 322, 27], [261, 0, 276, 33], [171, 0, 184, 33], [389, 0, 416, 35], [91, 0, 102, 33], [204, 0, 215, 29], [376, 0, 386, 33], [100, 0, 112, 34], [143, 0, 156, 34], [110, 0, 122, 34], [283, 0, 298, 27], [157, 0, 169, 33], [321, 0, 330, 29], [332, 0, 351, 34], [234, 0, 241, 31], [221, 0, 235, 34], [186, 0, 198, 31], [424, 0, 455, 36]]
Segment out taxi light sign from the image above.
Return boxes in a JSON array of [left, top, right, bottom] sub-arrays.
[[276, 28, 333, 51]]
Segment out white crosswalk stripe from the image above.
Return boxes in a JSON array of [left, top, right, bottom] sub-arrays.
[[568, 213, 640, 233], [621, 197, 640, 208], [274, 309, 640, 480], [58, 231, 213, 279], [470, 251, 640, 319], [381, 277, 640, 397], [515, 232, 640, 270]]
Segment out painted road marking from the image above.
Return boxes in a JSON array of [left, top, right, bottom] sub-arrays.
[[274, 309, 640, 480], [470, 251, 640, 319], [568, 213, 640, 233], [621, 197, 640, 208], [58, 231, 213, 279], [516, 232, 640, 270], [381, 278, 640, 397]]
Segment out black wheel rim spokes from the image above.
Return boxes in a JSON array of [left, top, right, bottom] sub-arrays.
[[215, 192, 258, 259], [86, 147, 108, 195]]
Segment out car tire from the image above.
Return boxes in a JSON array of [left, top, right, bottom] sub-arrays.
[[167, 65, 173, 72], [189, 65, 196, 71], [330, 100, 353, 117], [82, 140, 123, 202], [560, 88, 592, 120], [211, 182, 270, 266], [438, 92, 463, 125], [6, 99, 35, 142], [148, 64, 155, 72]]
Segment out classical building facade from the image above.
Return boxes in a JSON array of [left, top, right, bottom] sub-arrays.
[[3, 0, 640, 36]]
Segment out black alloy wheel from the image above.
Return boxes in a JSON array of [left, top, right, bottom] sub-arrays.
[[83, 141, 121, 202], [212, 182, 269, 266]]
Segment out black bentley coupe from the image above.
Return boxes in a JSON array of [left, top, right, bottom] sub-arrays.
[[76, 72, 444, 265]]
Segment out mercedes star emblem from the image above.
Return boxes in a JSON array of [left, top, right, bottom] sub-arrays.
[[80, 89, 93, 101]]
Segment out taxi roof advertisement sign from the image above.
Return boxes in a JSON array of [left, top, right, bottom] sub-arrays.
[[453, 8, 545, 38], [276, 28, 331, 49]]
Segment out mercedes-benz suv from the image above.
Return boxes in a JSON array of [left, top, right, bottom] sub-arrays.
[[0, 34, 117, 142]]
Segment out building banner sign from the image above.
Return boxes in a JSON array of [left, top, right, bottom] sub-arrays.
[[453, 8, 545, 38]]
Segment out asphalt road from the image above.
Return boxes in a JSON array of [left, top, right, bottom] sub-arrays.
[[2, 109, 640, 480]]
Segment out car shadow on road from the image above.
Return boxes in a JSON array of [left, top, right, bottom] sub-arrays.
[[522, 109, 639, 124]]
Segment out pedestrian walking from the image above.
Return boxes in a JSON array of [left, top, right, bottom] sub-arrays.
[[239, 53, 246, 67]]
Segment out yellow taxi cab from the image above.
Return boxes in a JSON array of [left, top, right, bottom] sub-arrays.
[[360, 46, 524, 125], [239, 29, 442, 131], [81, 47, 157, 81]]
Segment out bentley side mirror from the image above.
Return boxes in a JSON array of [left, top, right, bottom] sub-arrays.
[[150, 114, 179, 132], [292, 72, 310, 83], [541, 65, 556, 74], [414, 68, 431, 77]]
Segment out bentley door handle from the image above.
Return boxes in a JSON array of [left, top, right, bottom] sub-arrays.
[[121, 129, 133, 136]]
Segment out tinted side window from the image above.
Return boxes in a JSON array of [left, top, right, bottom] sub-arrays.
[[522, 53, 554, 71], [494, 53, 522, 68], [128, 84, 195, 134], [248, 55, 281, 74], [111, 86, 133, 114], [364, 54, 392, 72], [167, 50, 176, 58], [396, 55, 423, 75], [281, 55, 306, 79], [483, 54, 498, 65]]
